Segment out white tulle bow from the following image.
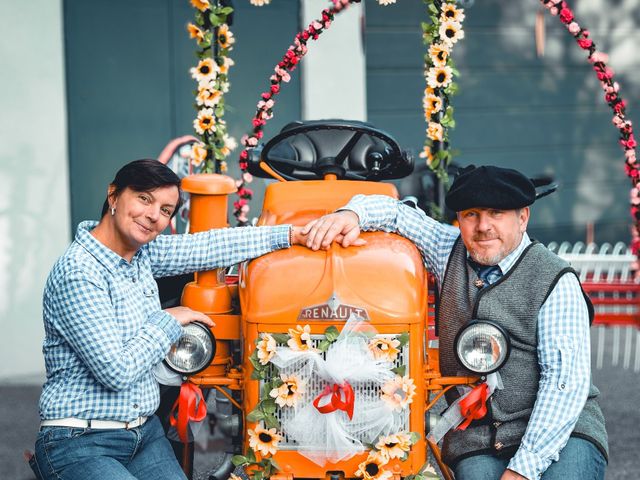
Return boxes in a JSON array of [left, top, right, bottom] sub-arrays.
[[269, 315, 408, 466]]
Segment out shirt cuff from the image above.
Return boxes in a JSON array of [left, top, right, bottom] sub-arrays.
[[271, 224, 291, 249], [507, 446, 552, 480], [148, 311, 183, 345]]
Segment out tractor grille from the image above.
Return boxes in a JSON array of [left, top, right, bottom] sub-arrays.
[[260, 334, 410, 449]]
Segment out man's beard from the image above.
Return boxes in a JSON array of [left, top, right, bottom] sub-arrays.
[[468, 249, 506, 266], [468, 237, 508, 265]]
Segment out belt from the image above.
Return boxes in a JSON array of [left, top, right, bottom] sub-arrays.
[[40, 416, 148, 430]]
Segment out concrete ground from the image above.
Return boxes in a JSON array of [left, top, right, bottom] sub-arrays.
[[2, 331, 638, 479]]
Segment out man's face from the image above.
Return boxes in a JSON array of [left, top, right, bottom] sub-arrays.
[[457, 207, 530, 265]]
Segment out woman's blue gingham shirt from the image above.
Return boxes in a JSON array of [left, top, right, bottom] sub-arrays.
[[345, 195, 592, 480], [39, 221, 290, 423]]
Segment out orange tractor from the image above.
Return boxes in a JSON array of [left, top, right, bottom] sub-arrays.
[[161, 121, 501, 480]]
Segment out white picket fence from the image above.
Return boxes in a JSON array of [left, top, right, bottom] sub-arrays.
[[548, 242, 640, 372]]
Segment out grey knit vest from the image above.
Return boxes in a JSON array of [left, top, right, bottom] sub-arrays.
[[438, 237, 608, 467]]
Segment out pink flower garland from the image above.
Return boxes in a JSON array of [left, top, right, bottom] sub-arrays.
[[233, 0, 360, 225], [541, 0, 639, 269]]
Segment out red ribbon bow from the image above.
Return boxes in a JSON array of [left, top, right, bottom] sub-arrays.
[[313, 382, 355, 420], [169, 382, 208, 443], [457, 383, 489, 431]]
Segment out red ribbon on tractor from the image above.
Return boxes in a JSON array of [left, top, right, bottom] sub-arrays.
[[169, 382, 208, 443], [313, 382, 355, 420], [457, 382, 490, 431]]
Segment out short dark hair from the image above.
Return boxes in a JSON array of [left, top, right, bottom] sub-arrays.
[[101, 159, 182, 218]]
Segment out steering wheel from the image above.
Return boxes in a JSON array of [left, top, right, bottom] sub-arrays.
[[247, 120, 413, 181]]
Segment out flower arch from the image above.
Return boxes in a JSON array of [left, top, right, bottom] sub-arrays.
[[536, 0, 638, 265], [233, 0, 361, 224], [185, 0, 638, 259]]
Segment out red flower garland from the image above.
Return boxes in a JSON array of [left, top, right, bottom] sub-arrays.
[[541, 0, 638, 269], [233, 0, 360, 225]]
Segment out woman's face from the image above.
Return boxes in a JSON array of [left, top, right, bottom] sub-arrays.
[[110, 185, 179, 250]]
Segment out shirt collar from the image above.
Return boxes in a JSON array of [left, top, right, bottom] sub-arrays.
[[75, 220, 132, 271], [497, 232, 531, 274]]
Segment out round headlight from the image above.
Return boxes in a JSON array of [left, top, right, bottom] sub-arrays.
[[454, 320, 510, 374], [165, 322, 216, 375]]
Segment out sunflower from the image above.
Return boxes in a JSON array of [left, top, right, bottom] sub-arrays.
[[355, 451, 392, 480], [190, 0, 210, 12], [196, 86, 222, 107], [429, 43, 450, 67], [287, 324, 314, 351], [427, 122, 444, 142], [375, 432, 412, 460], [221, 134, 237, 156], [220, 161, 228, 173], [441, 4, 465, 23], [419, 146, 434, 165], [191, 58, 218, 83], [218, 56, 235, 75], [190, 142, 207, 167], [270, 373, 305, 407], [424, 93, 443, 117], [248, 426, 281, 456], [256, 333, 276, 365], [218, 24, 235, 50], [439, 19, 465, 46], [194, 108, 216, 135], [381, 375, 416, 411], [427, 65, 453, 89], [187, 23, 205, 42], [368, 337, 401, 362]]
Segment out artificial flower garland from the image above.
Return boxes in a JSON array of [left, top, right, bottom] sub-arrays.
[[232, 324, 439, 479], [232, 326, 343, 477], [187, 0, 238, 174], [420, 1, 466, 183], [539, 0, 639, 269], [233, 0, 360, 225]]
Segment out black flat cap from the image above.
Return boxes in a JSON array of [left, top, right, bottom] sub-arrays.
[[445, 165, 536, 212]]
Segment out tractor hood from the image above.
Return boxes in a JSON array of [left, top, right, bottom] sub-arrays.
[[239, 232, 428, 325]]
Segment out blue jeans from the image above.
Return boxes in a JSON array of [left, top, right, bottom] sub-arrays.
[[454, 437, 606, 480], [33, 415, 187, 480]]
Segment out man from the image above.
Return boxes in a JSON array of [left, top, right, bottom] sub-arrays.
[[303, 165, 608, 480]]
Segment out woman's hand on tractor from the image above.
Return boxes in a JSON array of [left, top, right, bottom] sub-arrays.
[[290, 226, 311, 246], [165, 306, 215, 327], [302, 211, 366, 251]]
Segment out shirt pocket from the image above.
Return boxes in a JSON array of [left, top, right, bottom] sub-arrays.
[[556, 335, 577, 392], [143, 280, 158, 298], [141, 277, 161, 309]]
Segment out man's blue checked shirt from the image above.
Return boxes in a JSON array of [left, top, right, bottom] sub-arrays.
[[40, 221, 290, 423], [345, 194, 592, 480]]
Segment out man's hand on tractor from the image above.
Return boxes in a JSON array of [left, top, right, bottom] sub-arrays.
[[302, 210, 366, 251]]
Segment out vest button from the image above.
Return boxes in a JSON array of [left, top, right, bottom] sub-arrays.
[[494, 442, 504, 450], [493, 421, 502, 428]]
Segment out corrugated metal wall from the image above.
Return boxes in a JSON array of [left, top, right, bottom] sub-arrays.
[[366, 0, 640, 244]]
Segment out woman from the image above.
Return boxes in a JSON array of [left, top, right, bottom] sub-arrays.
[[32, 159, 307, 479]]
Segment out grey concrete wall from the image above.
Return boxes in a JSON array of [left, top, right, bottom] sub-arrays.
[[0, 0, 69, 382], [301, 0, 367, 121]]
